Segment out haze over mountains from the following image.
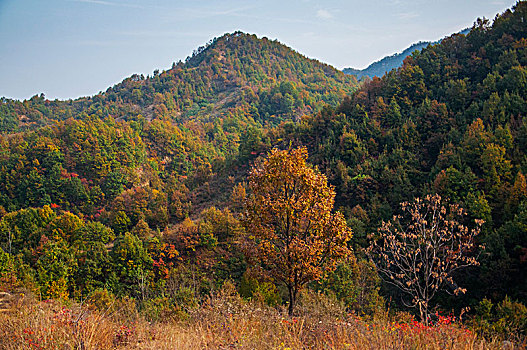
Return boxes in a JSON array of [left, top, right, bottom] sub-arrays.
[[343, 28, 472, 79]]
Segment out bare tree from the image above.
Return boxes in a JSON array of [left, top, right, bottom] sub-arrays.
[[367, 194, 482, 323]]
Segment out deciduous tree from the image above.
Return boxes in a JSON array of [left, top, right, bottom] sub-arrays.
[[368, 194, 481, 323], [243, 147, 353, 315]]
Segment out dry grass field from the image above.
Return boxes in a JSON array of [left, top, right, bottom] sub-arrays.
[[0, 284, 514, 350]]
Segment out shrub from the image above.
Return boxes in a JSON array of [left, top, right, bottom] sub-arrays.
[[239, 269, 281, 306], [313, 257, 384, 316], [141, 296, 181, 322], [87, 288, 115, 312], [471, 297, 527, 342]]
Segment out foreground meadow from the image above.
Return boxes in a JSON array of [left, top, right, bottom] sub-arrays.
[[0, 285, 515, 350]]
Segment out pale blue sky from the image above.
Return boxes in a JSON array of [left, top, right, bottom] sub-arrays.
[[0, 0, 517, 100]]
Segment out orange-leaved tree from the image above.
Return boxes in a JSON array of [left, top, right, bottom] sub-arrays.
[[243, 147, 353, 315], [367, 194, 482, 324]]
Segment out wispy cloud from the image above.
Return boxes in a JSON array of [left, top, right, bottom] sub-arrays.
[[156, 4, 259, 23], [396, 11, 419, 20], [72, 0, 113, 5], [75, 39, 122, 47], [69, 0, 143, 9], [118, 30, 210, 39], [316, 9, 333, 20]]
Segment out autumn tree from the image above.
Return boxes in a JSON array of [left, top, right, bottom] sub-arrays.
[[368, 194, 482, 323], [243, 147, 353, 315]]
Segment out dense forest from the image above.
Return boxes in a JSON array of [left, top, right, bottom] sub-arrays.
[[0, 1, 526, 345], [283, 5, 527, 307]]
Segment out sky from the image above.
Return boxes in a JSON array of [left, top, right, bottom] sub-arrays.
[[0, 0, 518, 101]]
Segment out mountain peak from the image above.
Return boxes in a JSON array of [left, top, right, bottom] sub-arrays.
[[0, 31, 358, 132], [112, 31, 357, 123]]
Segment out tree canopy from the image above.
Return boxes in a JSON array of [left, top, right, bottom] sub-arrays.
[[243, 147, 353, 315]]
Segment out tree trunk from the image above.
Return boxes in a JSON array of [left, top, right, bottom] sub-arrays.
[[419, 302, 428, 325], [288, 285, 296, 316]]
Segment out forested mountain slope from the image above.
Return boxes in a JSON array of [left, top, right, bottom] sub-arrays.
[[0, 33, 359, 305], [343, 41, 433, 79], [0, 2, 525, 333], [274, 2, 527, 304], [0, 32, 358, 219], [0, 32, 357, 133]]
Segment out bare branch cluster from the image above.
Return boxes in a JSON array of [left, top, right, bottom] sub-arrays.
[[367, 194, 482, 323]]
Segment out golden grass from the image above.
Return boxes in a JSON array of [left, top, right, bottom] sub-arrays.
[[0, 288, 510, 350]]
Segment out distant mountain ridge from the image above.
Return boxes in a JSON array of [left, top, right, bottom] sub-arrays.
[[0, 31, 357, 132], [343, 28, 470, 79]]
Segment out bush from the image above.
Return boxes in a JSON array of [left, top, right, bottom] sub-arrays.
[[87, 288, 115, 311], [239, 270, 281, 307], [471, 297, 527, 342], [313, 257, 384, 316], [0, 247, 17, 292], [141, 296, 181, 322]]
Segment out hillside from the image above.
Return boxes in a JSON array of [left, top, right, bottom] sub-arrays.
[[0, 3, 526, 344], [0, 33, 359, 312], [343, 29, 470, 79], [276, 2, 527, 307], [0, 32, 358, 224], [0, 32, 357, 133]]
